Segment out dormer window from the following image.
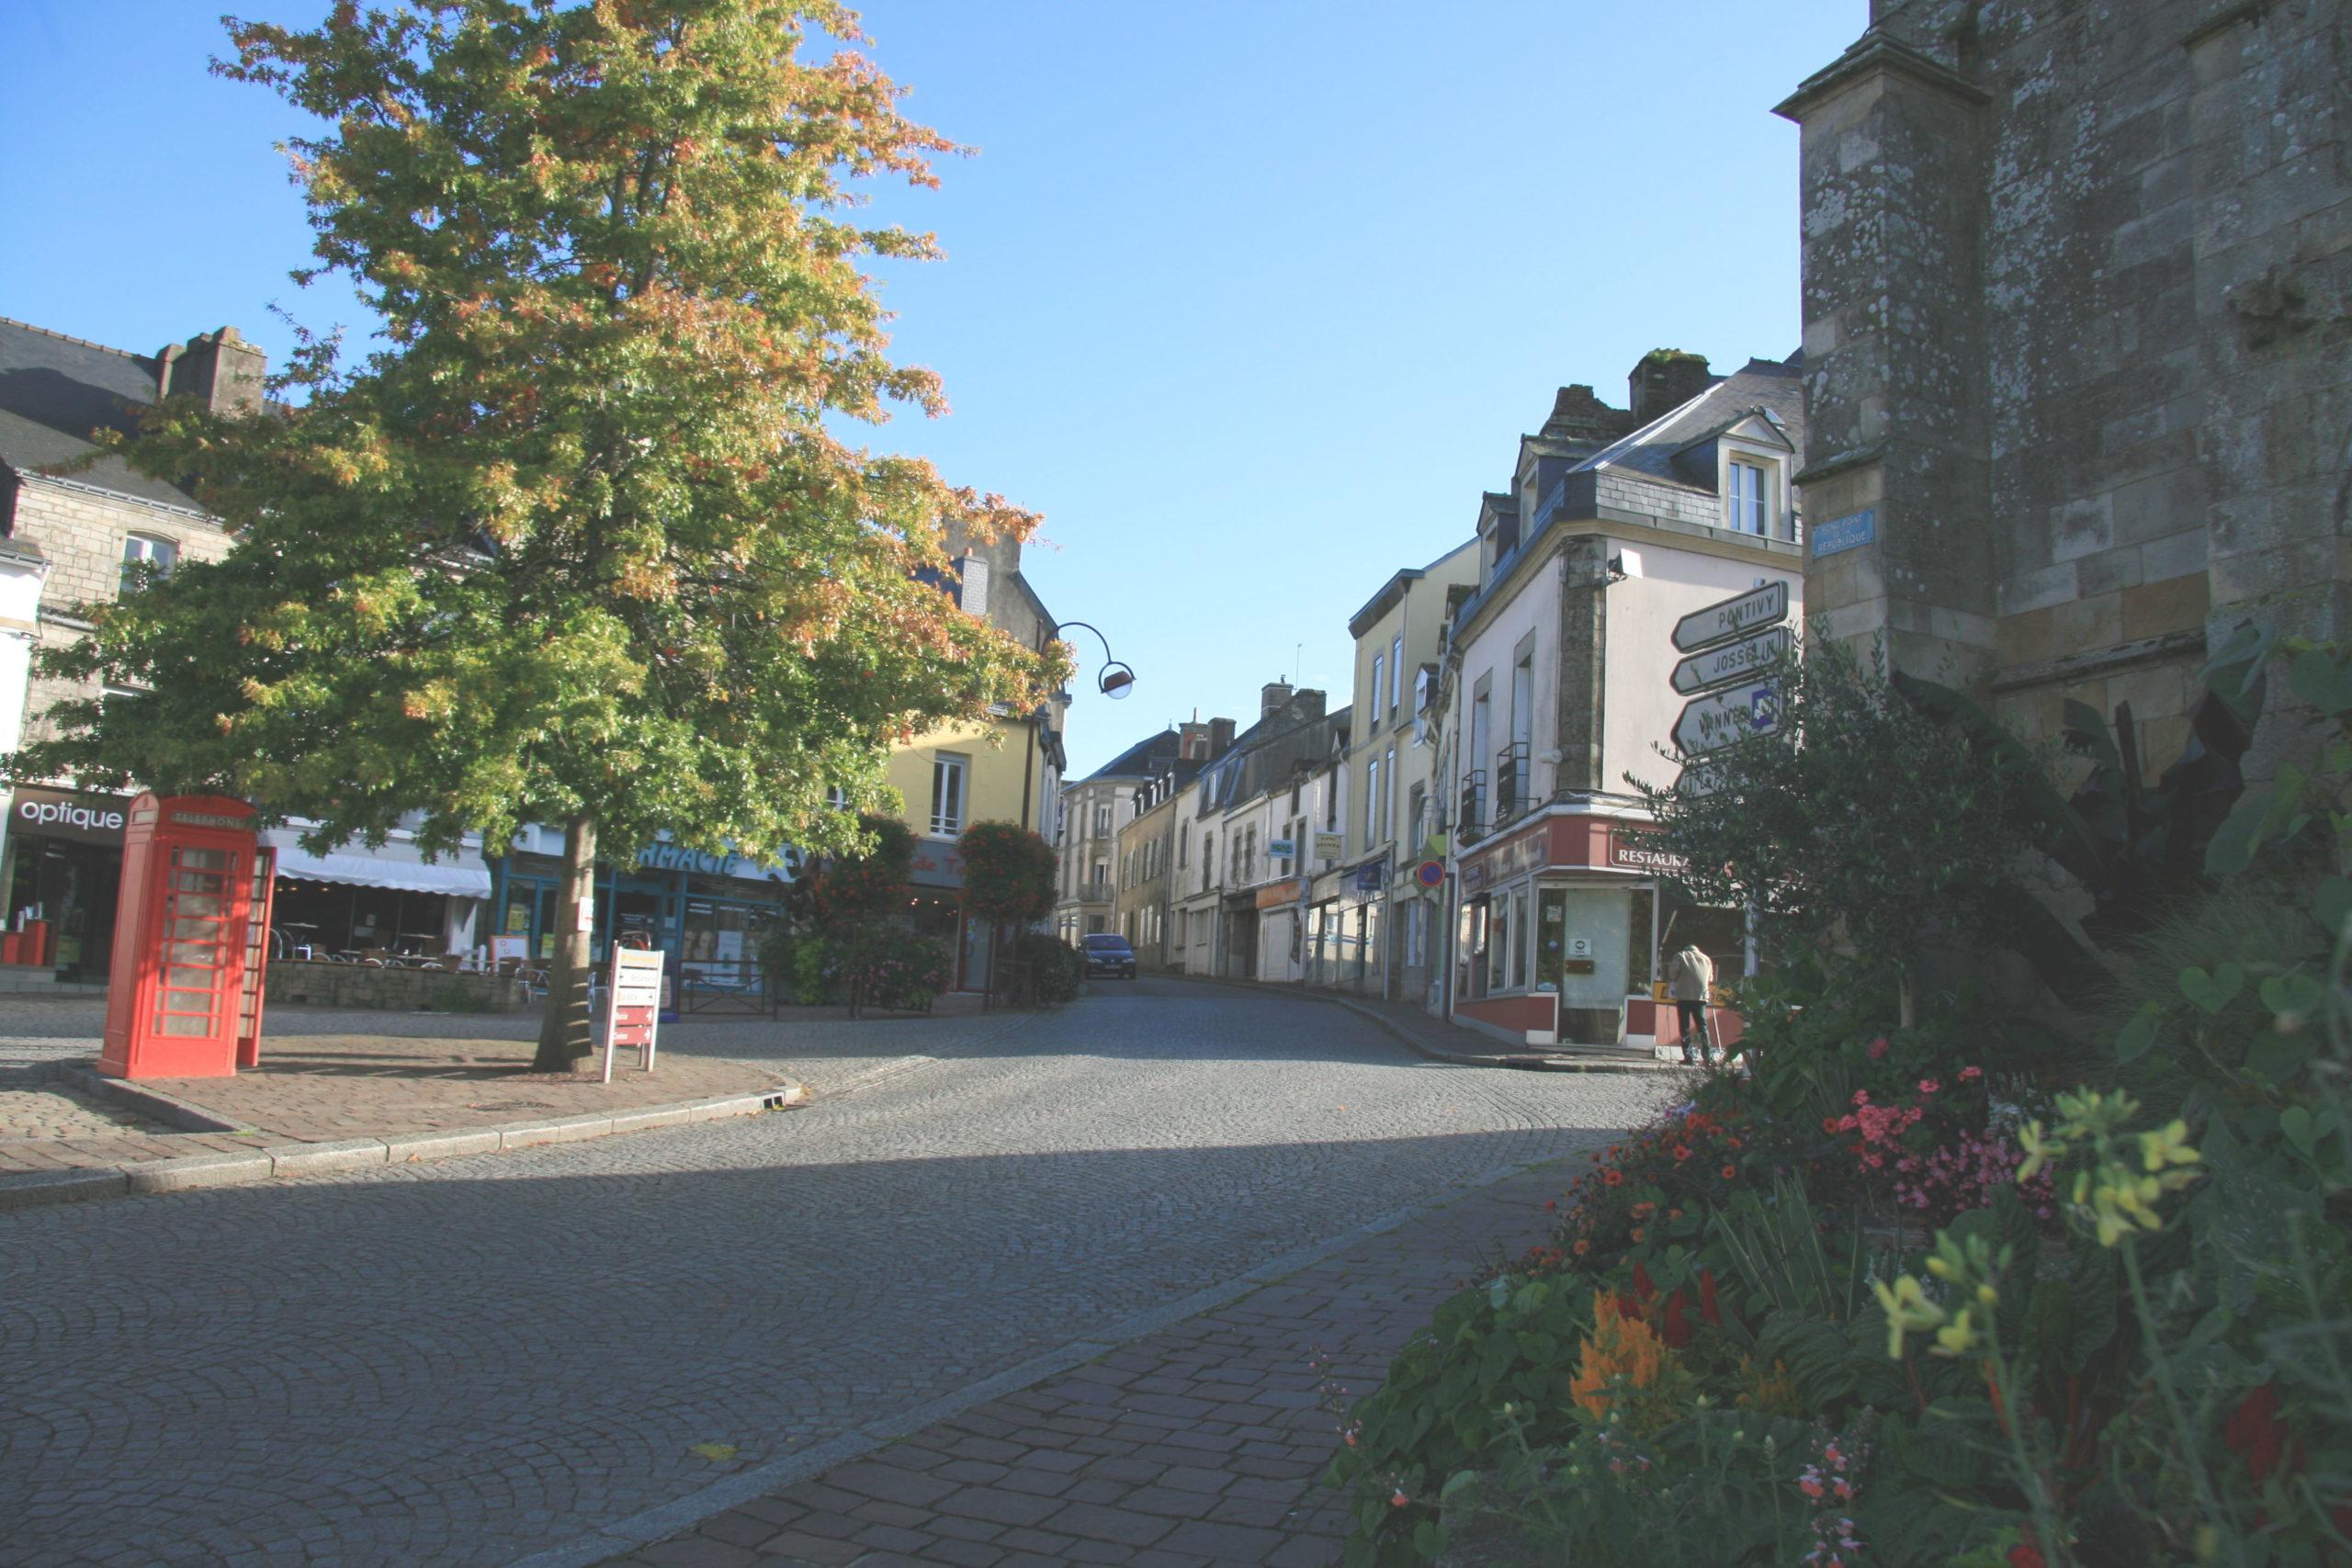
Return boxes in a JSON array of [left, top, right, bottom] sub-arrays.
[[1727, 461, 1767, 535]]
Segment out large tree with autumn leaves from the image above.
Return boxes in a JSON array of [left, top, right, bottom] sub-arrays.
[[7, 1, 1064, 1068]]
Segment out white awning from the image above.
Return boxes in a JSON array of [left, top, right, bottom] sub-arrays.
[[262, 829, 492, 897]]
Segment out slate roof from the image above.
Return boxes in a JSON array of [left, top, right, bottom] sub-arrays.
[[1449, 355, 1808, 635], [1574, 356, 1804, 491], [1080, 727, 1186, 782], [0, 317, 201, 513]]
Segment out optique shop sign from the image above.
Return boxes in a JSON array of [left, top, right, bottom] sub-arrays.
[[12, 789, 130, 843]]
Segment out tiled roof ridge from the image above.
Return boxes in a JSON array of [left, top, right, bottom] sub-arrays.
[[0, 315, 153, 367]]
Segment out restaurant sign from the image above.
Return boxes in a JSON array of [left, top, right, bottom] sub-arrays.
[[1609, 828, 1687, 874]]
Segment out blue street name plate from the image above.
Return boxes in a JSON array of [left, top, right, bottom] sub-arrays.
[[1811, 507, 1876, 558]]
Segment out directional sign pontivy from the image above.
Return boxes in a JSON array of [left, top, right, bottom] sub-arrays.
[[1672, 581, 1790, 654], [1672, 682, 1781, 759], [1670, 625, 1792, 695]]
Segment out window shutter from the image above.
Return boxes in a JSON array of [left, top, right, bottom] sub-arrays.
[[959, 556, 991, 617]]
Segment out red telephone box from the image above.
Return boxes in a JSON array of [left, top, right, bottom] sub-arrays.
[[100, 794, 269, 1080]]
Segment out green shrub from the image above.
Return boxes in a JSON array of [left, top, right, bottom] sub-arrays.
[[1003, 931, 1083, 1007]]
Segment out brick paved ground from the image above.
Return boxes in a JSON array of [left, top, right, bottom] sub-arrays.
[[605, 1162, 1566, 1568], [0, 980, 1668, 1567], [0, 999, 1026, 1177]]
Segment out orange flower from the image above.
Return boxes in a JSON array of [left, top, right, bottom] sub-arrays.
[[1630, 1226, 1646, 1244], [1573, 1238, 1590, 1256], [1721, 1164, 1737, 1181], [1668, 1208, 1684, 1221], [1672, 1144, 1692, 1161], [1603, 1168, 1623, 1188]]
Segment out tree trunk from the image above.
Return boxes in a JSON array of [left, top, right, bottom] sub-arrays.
[[1897, 967, 1917, 1032], [533, 813, 598, 1072]]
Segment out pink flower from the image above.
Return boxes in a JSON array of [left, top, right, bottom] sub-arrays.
[[1866, 1037, 1889, 1060], [1852, 1089, 1871, 1107], [1959, 1066, 1982, 1081], [1918, 1077, 1940, 1096]]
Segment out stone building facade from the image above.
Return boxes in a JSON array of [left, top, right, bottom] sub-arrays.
[[0, 320, 255, 976], [1780, 1, 2349, 774]]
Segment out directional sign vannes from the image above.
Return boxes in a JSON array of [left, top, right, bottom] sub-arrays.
[[1673, 683, 1781, 758]]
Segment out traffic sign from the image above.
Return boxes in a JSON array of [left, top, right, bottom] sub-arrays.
[[1415, 859, 1444, 889], [1670, 626, 1792, 695], [1672, 581, 1789, 653], [1672, 682, 1780, 758], [1675, 758, 1734, 799]]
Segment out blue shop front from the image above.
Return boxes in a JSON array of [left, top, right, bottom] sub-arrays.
[[490, 827, 801, 987]]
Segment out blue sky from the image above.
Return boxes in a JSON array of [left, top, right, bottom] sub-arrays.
[[1, 1, 1863, 777]]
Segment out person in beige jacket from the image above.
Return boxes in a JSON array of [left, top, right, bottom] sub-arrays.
[[1667, 942, 1715, 1064]]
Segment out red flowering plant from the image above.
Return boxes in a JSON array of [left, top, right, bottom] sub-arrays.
[[1500, 1105, 1760, 1286]]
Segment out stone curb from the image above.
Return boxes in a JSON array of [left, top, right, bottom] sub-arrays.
[[504, 1153, 1580, 1568], [0, 1078, 806, 1214], [1176, 976, 1692, 1076]]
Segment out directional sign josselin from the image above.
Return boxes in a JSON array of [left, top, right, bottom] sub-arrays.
[[1671, 580, 1789, 654], [1672, 682, 1781, 759], [1670, 625, 1792, 695]]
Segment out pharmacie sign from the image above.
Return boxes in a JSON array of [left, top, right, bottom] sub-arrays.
[[10, 787, 130, 845]]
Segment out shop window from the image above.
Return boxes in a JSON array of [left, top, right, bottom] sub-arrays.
[[1627, 886, 1657, 993], [930, 754, 967, 837], [1510, 886, 1531, 989], [1486, 894, 1510, 995], [1537, 887, 1568, 988]]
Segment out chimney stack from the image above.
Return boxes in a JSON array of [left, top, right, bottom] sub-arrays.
[[1177, 720, 1211, 760], [162, 327, 266, 416], [1261, 680, 1294, 718], [1628, 349, 1713, 424], [1208, 716, 1238, 758]]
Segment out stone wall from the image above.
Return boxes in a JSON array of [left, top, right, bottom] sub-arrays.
[[13, 475, 234, 747], [266, 960, 532, 1013], [1783, 0, 2348, 776]]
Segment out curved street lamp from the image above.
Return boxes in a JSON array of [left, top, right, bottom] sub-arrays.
[[1049, 619, 1136, 701]]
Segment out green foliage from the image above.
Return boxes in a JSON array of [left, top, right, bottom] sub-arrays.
[[4, 2, 1064, 868], [799, 815, 915, 928], [1002, 931, 1084, 1007], [1325, 1275, 1594, 1567], [1631, 635, 2052, 1011], [956, 822, 1057, 925]]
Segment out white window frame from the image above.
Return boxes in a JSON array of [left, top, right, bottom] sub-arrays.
[[1369, 651, 1385, 733], [930, 754, 969, 837], [120, 533, 179, 594]]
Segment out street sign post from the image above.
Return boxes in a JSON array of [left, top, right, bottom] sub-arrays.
[[1671, 581, 1789, 653], [1670, 625, 1792, 695], [1672, 682, 1780, 758], [601, 945, 665, 1083]]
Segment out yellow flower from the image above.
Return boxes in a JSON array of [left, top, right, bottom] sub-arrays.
[[2016, 1119, 2053, 1184], [2140, 1119, 2199, 1172], [1873, 1274, 1947, 1360], [1932, 1306, 1978, 1359]]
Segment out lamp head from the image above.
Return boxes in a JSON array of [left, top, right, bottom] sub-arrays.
[[1099, 662, 1136, 700]]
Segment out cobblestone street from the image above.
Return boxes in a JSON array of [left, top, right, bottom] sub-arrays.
[[0, 981, 1669, 1566]]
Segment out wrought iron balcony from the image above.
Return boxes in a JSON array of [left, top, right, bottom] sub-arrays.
[[1457, 772, 1487, 846], [1494, 740, 1531, 826]]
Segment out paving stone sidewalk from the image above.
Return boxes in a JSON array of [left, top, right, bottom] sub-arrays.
[[0, 1030, 791, 1177], [606, 1159, 1574, 1568]]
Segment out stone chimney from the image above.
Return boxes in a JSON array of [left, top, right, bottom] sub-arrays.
[[1628, 349, 1713, 424], [1177, 720, 1211, 760], [160, 327, 266, 415], [1261, 680, 1294, 718], [1207, 716, 1238, 758]]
